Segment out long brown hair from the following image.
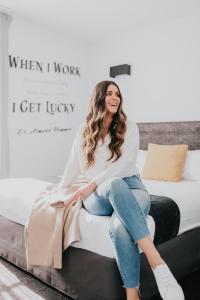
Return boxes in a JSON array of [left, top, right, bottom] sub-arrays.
[[82, 80, 127, 169]]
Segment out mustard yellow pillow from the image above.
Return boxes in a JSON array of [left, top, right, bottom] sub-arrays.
[[142, 143, 188, 181]]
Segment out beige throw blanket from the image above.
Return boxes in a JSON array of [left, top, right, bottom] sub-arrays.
[[24, 183, 84, 270]]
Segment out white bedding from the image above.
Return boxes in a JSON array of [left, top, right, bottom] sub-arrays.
[[0, 178, 200, 258]]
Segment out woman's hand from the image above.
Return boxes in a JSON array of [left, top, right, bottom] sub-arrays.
[[39, 181, 97, 206], [65, 181, 97, 203]]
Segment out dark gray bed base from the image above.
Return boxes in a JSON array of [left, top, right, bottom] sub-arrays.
[[1, 215, 200, 300]]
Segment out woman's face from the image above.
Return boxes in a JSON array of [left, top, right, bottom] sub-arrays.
[[104, 84, 121, 114]]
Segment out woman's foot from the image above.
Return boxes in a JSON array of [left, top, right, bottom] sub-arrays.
[[152, 264, 185, 300]]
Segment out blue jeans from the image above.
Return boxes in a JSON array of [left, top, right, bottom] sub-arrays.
[[83, 175, 151, 288]]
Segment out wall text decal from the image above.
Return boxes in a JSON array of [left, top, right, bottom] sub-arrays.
[[12, 100, 75, 115], [9, 55, 81, 76], [17, 127, 71, 135]]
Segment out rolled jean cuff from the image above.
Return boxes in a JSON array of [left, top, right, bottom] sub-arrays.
[[134, 227, 150, 242], [122, 283, 140, 289]]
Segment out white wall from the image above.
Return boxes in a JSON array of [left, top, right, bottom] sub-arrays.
[[8, 16, 90, 180], [7, 13, 200, 180], [88, 14, 200, 122]]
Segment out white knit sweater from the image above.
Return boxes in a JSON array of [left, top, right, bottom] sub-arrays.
[[59, 120, 140, 188]]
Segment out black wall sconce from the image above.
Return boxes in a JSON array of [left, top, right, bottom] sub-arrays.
[[110, 64, 131, 78]]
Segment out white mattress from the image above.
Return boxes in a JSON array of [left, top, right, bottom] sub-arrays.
[[0, 178, 200, 259]]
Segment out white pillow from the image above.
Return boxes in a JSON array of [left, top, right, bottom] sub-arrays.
[[136, 150, 147, 174], [183, 150, 200, 181]]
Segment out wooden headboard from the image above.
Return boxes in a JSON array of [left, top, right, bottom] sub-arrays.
[[137, 121, 200, 150]]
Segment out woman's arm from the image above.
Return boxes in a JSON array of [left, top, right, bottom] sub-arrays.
[[92, 122, 139, 186]]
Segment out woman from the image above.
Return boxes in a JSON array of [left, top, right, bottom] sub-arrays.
[[57, 81, 184, 300]]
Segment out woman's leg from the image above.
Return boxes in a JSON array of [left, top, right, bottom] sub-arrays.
[[109, 213, 140, 294], [84, 177, 150, 241], [84, 177, 184, 300], [109, 189, 150, 300], [84, 178, 150, 300]]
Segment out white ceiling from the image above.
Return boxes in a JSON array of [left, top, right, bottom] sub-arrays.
[[0, 0, 200, 44]]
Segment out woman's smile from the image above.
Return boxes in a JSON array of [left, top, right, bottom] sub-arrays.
[[105, 84, 121, 114]]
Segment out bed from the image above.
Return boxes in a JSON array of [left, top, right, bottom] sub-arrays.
[[0, 121, 200, 300]]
